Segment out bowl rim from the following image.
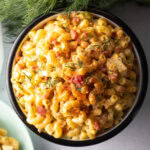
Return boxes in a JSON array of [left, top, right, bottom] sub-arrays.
[[6, 9, 148, 146]]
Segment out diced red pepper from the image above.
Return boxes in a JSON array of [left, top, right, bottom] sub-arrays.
[[89, 77, 95, 83], [84, 32, 89, 37], [64, 84, 71, 91], [98, 114, 107, 125], [91, 50, 95, 54], [102, 51, 108, 55], [109, 73, 118, 82], [70, 75, 84, 87], [70, 44, 77, 50], [51, 39, 58, 45], [43, 93, 50, 99], [44, 77, 49, 81], [55, 52, 61, 57], [72, 17, 80, 25], [115, 47, 121, 53], [63, 127, 68, 135], [71, 30, 78, 40], [117, 86, 125, 93], [18, 64, 25, 70], [36, 106, 46, 117], [32, 66, 38, 70], [16, 93, 22, 97], [100, 67, 107, 73], [73, 17, 80, 23], [111, 32, 116, 37], [102, 50, 112, 57], [77, 37, 81, 44], [54, 91, 57, 96], [68, 85, 71, 91], [94, 121, 100, 131], [15, 55, 21, 62]]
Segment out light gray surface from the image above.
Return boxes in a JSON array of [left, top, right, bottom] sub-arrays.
[[0, 24, 3, 73], [0, 2, 150, 150]]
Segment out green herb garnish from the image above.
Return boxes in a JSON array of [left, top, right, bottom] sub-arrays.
[[114, 39, 120, 44], [81, 32, 93, 41], [1, 0, 149, 36], [65, 63, 76, 70], [76, 86, 82, 91], [84, 76, 90, 84], [101, 38, 111, 51], [83, 11, 93, 20], [46, 77, 59, 88], [23, 72, 32, 81], [51, 66, 55, 71], [86, 44, 100, 51], [74, 84, 82, 91], [77, 60, 83, 67], [95, 75, 102, 82], [23, 72, 34, 86], [18, 84, 24, 91], [102, 38, 111, 46]]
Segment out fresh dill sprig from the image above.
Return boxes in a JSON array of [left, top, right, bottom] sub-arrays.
[[0, 0, 150, 36], [46, 77, 59, 88], [23, 72, 34, 86], [66, 0, 89, 16], [102, 38, 111, 46], [65, 62, 76, 70], [101, 38, 111, 51], [51, 66, 55, 71], [77, 60, 83, 67], [0, 0, 27, 36], [23, 72, 32, 80], [84, 76, 90, 84], [86, 44, 101, 51]]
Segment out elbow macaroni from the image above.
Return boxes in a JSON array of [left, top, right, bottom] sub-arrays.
[[11, 12, 139, 140], [0, 128, 19, 150]]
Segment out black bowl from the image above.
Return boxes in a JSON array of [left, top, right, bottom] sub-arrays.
[[6, 9, 148, 146]]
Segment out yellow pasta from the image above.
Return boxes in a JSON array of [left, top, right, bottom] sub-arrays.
[[11, 12, 138, 140], [0, 128, 19, 150]]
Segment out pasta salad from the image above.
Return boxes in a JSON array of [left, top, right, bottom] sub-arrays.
[[0, 128, 19, 150], [11, 12, 138, 140]]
